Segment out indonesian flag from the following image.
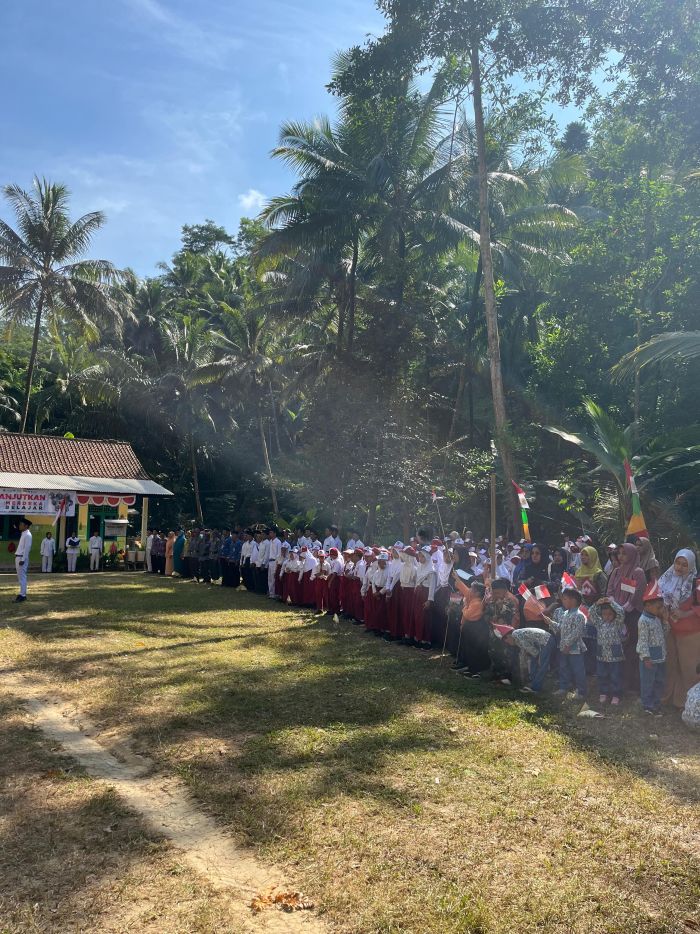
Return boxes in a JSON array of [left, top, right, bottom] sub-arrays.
[[431, 490, 445, 503], [512, 481, 529, 510], [518, 583, 534, 602], [561, 571, 577, 590], [52, 495, 68, 526], [620, 577, 637, 595], [534, 584, 550, 600]]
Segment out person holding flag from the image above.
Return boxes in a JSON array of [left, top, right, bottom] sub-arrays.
[[607, 542, 647, 692]]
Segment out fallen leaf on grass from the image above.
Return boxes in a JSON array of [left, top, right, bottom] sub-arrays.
[[250, 889, 315, 914]]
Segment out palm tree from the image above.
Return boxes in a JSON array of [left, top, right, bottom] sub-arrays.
[[613, 331, 700, 379], [0, 177, 124, 432]]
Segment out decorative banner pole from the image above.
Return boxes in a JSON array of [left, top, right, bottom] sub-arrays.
[[623, 459, 649, 538], [430, 490, 446, 539], [512, 481, 531, 542]]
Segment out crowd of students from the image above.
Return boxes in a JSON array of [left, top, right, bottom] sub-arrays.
[[144, 524, 700, 729]]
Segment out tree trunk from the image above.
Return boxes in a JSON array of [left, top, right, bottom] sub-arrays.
[[269, 381, 282, 456], [347, 236, 359, 352], [364, 485, 378, 543], [258, 410, 279, 516], [190, 433, 204, 524], [470, 45, 520, 532], [20, 291, 45, 433]]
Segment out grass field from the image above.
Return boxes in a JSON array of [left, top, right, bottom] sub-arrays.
[[1, 574, 699, 933]]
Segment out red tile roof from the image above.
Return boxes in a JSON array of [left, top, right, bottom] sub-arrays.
[[0, 432, 153, 480]]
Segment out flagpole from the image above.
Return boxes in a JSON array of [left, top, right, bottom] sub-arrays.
[[490, 472, 497, 575], [434, 498, 446, 540]]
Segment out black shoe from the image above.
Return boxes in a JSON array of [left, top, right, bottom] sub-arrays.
[[14, 595, 26, 603]]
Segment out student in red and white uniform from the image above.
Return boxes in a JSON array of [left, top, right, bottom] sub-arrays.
[[398, 546, 418, 641], [413, 546, 437, 648], [311, 550, 331, 613], [327, 547, 345, 615]]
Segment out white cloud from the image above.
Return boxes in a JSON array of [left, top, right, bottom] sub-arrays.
[[120, 0, 243, 68], [237, 188, 266, 214]]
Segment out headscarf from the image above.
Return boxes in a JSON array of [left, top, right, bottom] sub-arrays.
[[549, 547, 570, 584], [636, 537, 660, 575], [658, 548, 698, 609], [519, 543, 550, 585], [575, 545, 604, 582], [607, 542, 645, 609]]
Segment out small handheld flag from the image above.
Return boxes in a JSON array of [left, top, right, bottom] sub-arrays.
[[620, 577, 637, 595], [518, 583, 534, 602], [534, 585, 550, 600], [561, 571, 577, 590]]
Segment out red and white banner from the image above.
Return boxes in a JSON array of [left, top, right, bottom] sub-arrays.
[[0, 488, 77, 516], [76, 494, 136, 507]]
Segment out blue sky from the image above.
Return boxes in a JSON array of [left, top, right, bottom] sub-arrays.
[[1, 0, 384, 275]]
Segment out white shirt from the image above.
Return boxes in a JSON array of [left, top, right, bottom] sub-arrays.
[[268, 538, 281, 563], [16, 529, 32, 559], [346, 538, 365, 551], [386, 558, 403, 592], [323, 535, 342, 552], [328, 556, 344, 575], [146, 533, 154, 552], [298, 536, 313, 549], [250, 541, 260, 564], [241, 539, 253, 561], [415, 559, 437, 600], [89, 535, 103, 552], [40, 537, 56, 556], [256, 539, 270, 567], [399, 555, 417, 587], [66, 536, 81, 553]]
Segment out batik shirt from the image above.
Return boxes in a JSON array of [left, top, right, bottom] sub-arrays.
[[588, 600, 626, 663], [682, 682, 700, 729], [509, 627, 552, 657], [636, 611, 668, 663], [550, 607, 587, 654]]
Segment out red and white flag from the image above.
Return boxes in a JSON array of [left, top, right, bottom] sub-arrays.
[[512, 481, 529, 510], [561, 571, 577, 590], [534, 584, 550, 600], [430, 490, 445, 503], [52, 496, 68, 527], [518, 583, 534, 602], [620, 577, 637, 595]]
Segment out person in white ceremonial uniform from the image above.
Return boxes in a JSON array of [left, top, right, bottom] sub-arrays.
[[40, 531, 56, 573], [323, 526, 342, 552], [267, 527, 281, 597], [89, 532, 103, 571], [14, 518, 33, 602], [66, 533, 81, 573]]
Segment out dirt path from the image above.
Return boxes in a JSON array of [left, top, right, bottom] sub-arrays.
[[3, 670, 324, 934]]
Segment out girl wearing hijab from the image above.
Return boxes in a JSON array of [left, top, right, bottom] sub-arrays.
[[548, 548, 570, 587], [659, 549, 700, 709], [575, 546, 608, 607], [165, 531, 175, 576], [635, 536, 660, 583], [607, 542, 647, 692]]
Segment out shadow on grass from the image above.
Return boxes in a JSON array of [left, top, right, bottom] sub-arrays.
[[4, 580, 700, 822]]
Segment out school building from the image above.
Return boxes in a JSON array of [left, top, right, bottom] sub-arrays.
[[0, 432, 172, 567]]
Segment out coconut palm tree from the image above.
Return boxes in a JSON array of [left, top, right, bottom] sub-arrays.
[[0, 177, 124, 432]]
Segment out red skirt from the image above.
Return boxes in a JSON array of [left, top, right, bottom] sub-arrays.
[[412, 584, 430, 642], [399, 585, 415, 639], [339, 575, 348, 613], [363, 589, 375, 630], [387, 585, 402, 638], [348, 577, 363, 621], [273, 565, 282, 598], [430, 585, 450, 645], [315, 576, 329, 612], [372, 590, 388, 632], [328, 574, 341, 614], [302, 571, 316, 606]]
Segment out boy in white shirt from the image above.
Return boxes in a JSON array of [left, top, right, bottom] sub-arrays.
[[40, 531, 56, 573], [14, 518, 33, 602]]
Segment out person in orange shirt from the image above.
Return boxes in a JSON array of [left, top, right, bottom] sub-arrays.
[[451, 572, 488, 674]]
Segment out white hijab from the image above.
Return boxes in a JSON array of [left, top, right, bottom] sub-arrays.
[[658, 548, 698, 609]]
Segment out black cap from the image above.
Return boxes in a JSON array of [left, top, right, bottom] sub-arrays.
[[20, 517, 33, 527]]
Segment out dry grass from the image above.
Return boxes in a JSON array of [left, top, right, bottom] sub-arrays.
[[1, 574, 699, 934]]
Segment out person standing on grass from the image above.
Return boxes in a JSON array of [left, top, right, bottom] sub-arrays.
[[88, 530, 103, 571], [658, 549, 700, 711], [549, 587, 588, 700], [145, 528, 154, 573], [637, 580, 670, 716], [587, 596, 626, 706], [607, 542, 647, 693], [172, 528, 186, 578], [40, 530, 56, 573], [14, 517, 32, 602], [66, 532, 81, 573], [165, 530, 175, 576]]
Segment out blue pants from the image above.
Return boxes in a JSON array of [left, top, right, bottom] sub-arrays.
[[596, 660, 623, 697], [639, 660, 666, 711], [528, 634, 556, 691], [559, 652, 587, 695]]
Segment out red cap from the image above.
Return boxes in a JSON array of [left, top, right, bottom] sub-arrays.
[[403, 546, 417, 557], [643, 580, 662, 602], [329, 547, 339, 557], [493, 624, 514, 638]]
